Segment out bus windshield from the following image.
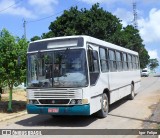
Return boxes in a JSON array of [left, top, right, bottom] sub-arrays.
[[27, 49, 88, 88]]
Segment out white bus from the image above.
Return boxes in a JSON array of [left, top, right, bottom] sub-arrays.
[[26, 35, 141, 118]]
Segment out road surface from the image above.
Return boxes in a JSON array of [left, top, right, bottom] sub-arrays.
[[0, 75, 160, 138]]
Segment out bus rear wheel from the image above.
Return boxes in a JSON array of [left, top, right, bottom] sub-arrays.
[[128, 84, 134, 100], [96, 93, 109, 118]]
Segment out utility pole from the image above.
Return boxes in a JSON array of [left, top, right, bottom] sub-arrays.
[[133, 0, 138, 29], [23, 19, 26, 39]]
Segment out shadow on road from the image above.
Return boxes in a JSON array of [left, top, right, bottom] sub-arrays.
[[108, 113, 160, 124], [107, 94, 160, 125], [154, 75, 160, 77], [15, 97, 130, 127], [109, 98, 128, 112], [15, 114, 98, 127]]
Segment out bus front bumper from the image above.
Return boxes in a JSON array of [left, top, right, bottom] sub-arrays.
[[26, 104, 90, 115]]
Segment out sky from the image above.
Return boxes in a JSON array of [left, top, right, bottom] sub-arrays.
[[0, 0, 160, 72]]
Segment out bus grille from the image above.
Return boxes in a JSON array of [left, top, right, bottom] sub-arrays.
[[39, 99, 70, 104], [27, 88, 82, 99]]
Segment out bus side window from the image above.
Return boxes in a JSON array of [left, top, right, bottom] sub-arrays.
[[99, 48, 109, 72], [109, 49, 117, 72], [135, 56, 139, 69], [123, 53, 128, 71], [116, 51, 123, 71], [128, 54, 132, 70], [132, 55, 136, 70], [87, 49, 100, 85]]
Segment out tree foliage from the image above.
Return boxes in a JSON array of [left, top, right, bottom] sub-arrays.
[[149, 58, 159, 71], [39, 3, 149, 68], [42, 4, 122, 40], [0, 28, 28, 112], [30, 35, 41, 41]]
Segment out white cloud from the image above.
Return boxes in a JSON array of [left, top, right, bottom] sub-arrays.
[[28, 0, 58, 15], [0, 0, 58, 19], [0, 0, 36, 18], [138, 8, 160, 43], [79, 0, 107, 4], [79, 0, 131, 5], [113, 8, 133, 27], [148, 49, 159, 59]]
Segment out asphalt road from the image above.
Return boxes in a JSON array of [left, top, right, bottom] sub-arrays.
[[0, 75, 160, 138]]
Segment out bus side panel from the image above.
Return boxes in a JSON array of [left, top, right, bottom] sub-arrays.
[[90, 95, 102, 115], [89, 73, 109, 115], [110, 85, 131, 104], [109, 70, 140, 104]]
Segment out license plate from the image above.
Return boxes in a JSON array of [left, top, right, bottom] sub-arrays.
[[48, 108, 59, 113]]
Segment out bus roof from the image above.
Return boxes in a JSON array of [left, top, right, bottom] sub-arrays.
[[29, 35, 138, 55]]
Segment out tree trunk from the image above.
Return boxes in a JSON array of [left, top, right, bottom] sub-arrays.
[[0, 87, 2, 101], [7, 87, 13, 113]]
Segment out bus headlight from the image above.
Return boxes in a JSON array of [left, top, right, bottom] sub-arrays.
[[70, 99, 88, 104], [77, 99, 82, 104], [82, 99, 88, 104], [70, 99, 76, 104], [33, 100, 39, 104], [29, 100, 33, 104], [28, 100, 39, 104]]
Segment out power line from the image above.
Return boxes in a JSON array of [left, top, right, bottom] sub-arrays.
[[27, 10, 64, 23], [27, 1, 80, 24], [23, 1, 80, 39], [0, 0, 23, 13]]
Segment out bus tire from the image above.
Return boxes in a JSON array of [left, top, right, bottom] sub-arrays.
[[96, 93, 109, 118], [128, 84, 134, 100]]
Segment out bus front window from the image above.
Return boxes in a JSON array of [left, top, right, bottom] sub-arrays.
[[27, 53, 53, 88], [27, 49, 88, 88]]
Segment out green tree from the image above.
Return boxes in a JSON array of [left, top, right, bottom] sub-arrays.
[[0, 29, 28, 112], [139, 47, 150, 69], [41, 3, 149, 68], [30, 36, 41, 41], [43, 4, 122, 40], [113, 25, 150, 68], [149, 58, 159, 71]]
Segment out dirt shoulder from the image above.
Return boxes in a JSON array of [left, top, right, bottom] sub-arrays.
[[137, 76, 160, 130], [0, 89, 27, 113], [142, 98, 160, 129]]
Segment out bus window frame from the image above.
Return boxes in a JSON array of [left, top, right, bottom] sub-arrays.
[[87, 45, 100, 86], [99, 47, 109, 73], [109, 49, 117, 72], [116, 50, 123, 71]]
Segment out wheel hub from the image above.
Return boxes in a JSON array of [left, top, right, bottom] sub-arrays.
[[103, 99, 107, 112]]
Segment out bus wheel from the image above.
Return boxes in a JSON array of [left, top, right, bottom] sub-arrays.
[[97, 93, 109, 118], [128, 84, 134, 100]]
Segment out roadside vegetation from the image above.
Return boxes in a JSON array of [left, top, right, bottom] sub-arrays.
[[0, 88, 26, 113], [0, 29, 28, 112], [149, 58, 159, 72]]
